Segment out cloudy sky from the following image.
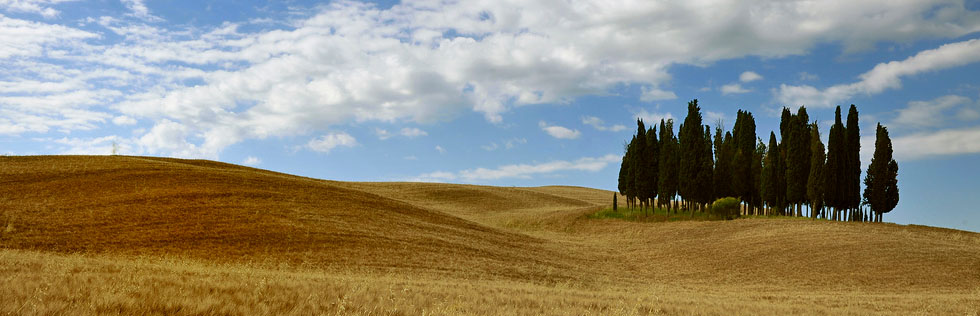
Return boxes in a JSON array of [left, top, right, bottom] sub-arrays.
[[2, 0, 980, 232]]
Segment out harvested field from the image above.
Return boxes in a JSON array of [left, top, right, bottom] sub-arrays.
[[1, 155, 978, 315]]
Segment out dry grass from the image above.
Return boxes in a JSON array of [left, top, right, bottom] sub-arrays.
[[1, 155, 979, 315]]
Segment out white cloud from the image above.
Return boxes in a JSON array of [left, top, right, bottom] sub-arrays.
[[4, 1, 980, 159], [120, 0, 161, 22], [375, 128, 392, 140], [307, 132, 356, 154], [411, 154, 620, 182], [892, 126, 980, 160], [0, 0, 76, 18], [435, 145, 446, 154], [798, 72, 819, 81], [721, 83, 751, 95], [399, 127, 427, 138], [640, 86, 678, 102], [242, 156, 261, 166], [893, 95, 973, 128], [704, 111, 727, 126], [634, 109, 673, 125], [112, 115, 137, 125], [582, 116, 626, 132], [777, 39, 980, 107], [482, 137, 528, 151], [739, 71, 762, 82], [539, 121, 581, 139]]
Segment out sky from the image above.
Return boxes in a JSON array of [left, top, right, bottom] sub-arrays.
[[1, 0, 980, 232]]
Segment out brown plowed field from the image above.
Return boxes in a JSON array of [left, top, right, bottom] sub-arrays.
[[1, 155, 977, 315]]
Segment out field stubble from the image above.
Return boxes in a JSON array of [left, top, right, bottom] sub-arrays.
[[1, 155, 978, 315]]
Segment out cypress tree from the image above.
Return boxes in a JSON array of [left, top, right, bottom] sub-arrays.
[[807, 123, 825, 219], [782, 109, 804, 217], [732, 110, 757, 213], [752, 138, 765, 215], [645, 125, 660, 213], [658, 119, 679, 212], [797, 107, 812, 215], [624, 135, 638, 209], [678, 100, 705, 212], [699, 125, 715, 208], [845, 105, 861, 221], [613, 192, 618, 211], [825, 106, 845, 220], [633, 120, 649, 212], [713, 125, 734, 200], [762, 132, 786, 215], [863, 123, 899, 222]]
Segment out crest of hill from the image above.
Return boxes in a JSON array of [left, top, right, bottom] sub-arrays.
[[0, 155, 601, 281]]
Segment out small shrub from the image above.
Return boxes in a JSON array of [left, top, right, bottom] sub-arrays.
[[710, 197, 741, 220]]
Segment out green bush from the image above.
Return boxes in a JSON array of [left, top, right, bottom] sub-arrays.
[[711, 197, 741, 220]]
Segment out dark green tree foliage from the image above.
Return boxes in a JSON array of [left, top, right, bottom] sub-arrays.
[[845, 104, 861, 220], [807, 123, 825, 219], [618, 151, 628, 197], [824, 106, 845, 220], [678, 99, 710, 210], [613, 192, 618, 211], [752, 138, 766, 214], [699, 125, 715, 206], [781, 106, 812, 216], [658, 119, 679, 210], [713, 125, 734, 200], [731, 110, 757, 209], [762, 132, 786, 215], [863, 123, 899, 222], [645, 125, 660, 211], [633, 120, 649, 211], [623, 136, 638, 208]]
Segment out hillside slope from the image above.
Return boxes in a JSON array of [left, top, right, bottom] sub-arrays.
[[1, 155, 978, 314], [0, 156, 588, 281]]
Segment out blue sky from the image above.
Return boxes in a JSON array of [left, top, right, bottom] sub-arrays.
[[2, 0, 980, 232]]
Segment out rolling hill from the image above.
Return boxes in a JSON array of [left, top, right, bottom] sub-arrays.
[[1, 155, 978, 315]]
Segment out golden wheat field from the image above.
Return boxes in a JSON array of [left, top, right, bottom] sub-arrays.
[[0, 155, 978, 315]]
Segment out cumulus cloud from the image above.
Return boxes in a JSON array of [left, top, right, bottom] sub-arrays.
[[4, 1, 980, 158], [307, 132, 356, 153], [739, 71, 762, 82], [893, 95, 974, 128], [721, 83, 751, 95], [776, 39, 980, 107], [399, 127, 427, 138], [640, 87, 678, 101], [891, 126, 980, 160], [582, 116, 626, 132], [242, 156, 261, 165], [0, 0, 76, 18], [634, 109, 674, 125], [411, 154, 620, 182], [539, 121, 581, 139], [120, 0, 161, 22]]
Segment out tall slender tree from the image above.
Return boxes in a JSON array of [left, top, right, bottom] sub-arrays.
[[658, 119, 679, 212], [752, 138, 766, 215], [845, 104, 861, 221], [633, 120, 650, 212], [825, 106, 845, 220], [644, 125, 660, 214], [782, 108, 805, 217], [807, 123, 825, 219], [732, 110, 757, 213], [762, 132, 786, 215], [679, 99, 707, 213], [864, 123, 899, 222], [713, 124, 734, 200], [698, 125, 715, 209]]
